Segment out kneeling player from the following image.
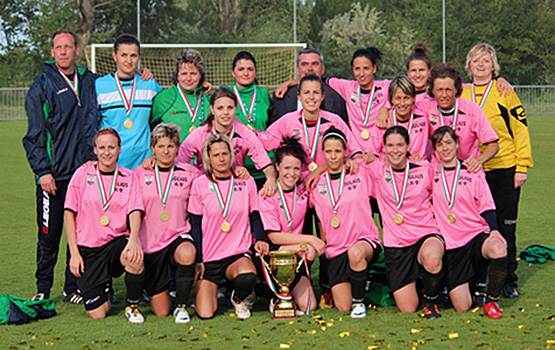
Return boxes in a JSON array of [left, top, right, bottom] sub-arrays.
[[310, 128, 381, 318], [64, 128, 146, 322], [135, 123, 201, 323], [431, 126, 507, 318], [188, 135, 269, 319]]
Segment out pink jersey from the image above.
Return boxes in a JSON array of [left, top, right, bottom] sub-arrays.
[[65, 163, 144, 248], [414, 97, 498, 161], [414, 91, 431, 104], [432, 163, 496, 250], [188, 175, 259, 262], [259, 183, 309, 236], [175, 120, 272, 171], [259, 109, 361, 172], [135, 163, 201, 254], [368, 159, 439, 248], [309, 163, 381, 259], [327, 78, 391, 153], [369, 109, 431, 159]]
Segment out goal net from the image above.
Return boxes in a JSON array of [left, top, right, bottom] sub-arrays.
[[85, 43, 307, 91]]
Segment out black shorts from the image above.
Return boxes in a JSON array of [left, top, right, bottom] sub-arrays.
[[144, 235, 194, 296], [444, 233, 489, 291], [201, 253, 252, 285], [328, 240, 382, 288], [77, 235, 127, 311], [384, 234, 444, 292]]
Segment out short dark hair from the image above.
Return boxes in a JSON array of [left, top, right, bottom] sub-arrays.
[[406, 42, 432, 70], [428, 63, 463, 98], [113, 34, 141, 54], [296, 47, 324, 66], [51, 30, 78, 47], [322, 127, 347, 150], [274, 137, 308, 166], [431, 125, 459, 150]]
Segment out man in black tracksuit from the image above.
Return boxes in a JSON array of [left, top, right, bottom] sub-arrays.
[[22, 30, 98, 303]]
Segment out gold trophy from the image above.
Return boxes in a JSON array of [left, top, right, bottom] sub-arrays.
[[267, 250, 304, 319]]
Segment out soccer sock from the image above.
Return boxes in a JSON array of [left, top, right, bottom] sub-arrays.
[[234, 273, 258, 301], [175, 263, 195, 307], [349, 266, 369, 303], [486, 257, 508, 303], [473, 254, 488, 295], [125, 271, 145, 306], [421, 268, 444, 304]]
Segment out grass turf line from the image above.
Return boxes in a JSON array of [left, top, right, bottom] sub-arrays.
[[0, 118, 554, 349]]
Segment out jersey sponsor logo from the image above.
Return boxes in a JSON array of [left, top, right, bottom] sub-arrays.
[[86, 174, 95, 186], [56, 87, 69, 95], [344, 178, 361, 191], [144, 174, 154, 186], [42, 190, 49, 234], [458, 175, 473, 186]]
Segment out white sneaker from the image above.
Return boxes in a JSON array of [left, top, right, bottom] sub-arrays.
[[32, 293, 46, 301], [125, 305, 145, 324], [350, 302, 366, 318], [231, 291, 251, 319], [174, 306, 191, 324]]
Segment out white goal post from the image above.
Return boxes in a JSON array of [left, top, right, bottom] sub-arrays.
[[86, 43, 307, 90]]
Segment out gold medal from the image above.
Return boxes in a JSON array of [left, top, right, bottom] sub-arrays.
[[189, 125, 196, 133], [308, 162, 318, 172], [124, 118, 133, 129], [100, 215, 110, 226], [361, 129, 370, 140], [331, 217, 340, 228], [221, 221, 231, 232], [394, 213, 404, 224], [160, 210, 170, 221], [447, 213, 456, 224], [247, 124, 255, 131]]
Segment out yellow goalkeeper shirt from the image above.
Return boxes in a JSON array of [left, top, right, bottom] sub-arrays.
[[461, 79, 533, 173]]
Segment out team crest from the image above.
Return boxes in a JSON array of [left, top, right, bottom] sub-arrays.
[[318, 183, 327, 195], [350, 91, 358, 103], [434, 172, 440, 183], [208, 183, 215, 192], [144, 174, 154, 186], [384, 171, 392, 183], [430, 114, 439, 126], [86, 174, 95, 186]]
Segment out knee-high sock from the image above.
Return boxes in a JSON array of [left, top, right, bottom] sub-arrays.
[[421, 268, 444, 302], [350, 266, 369, 303], [486, 257, 508, 302], [234, 273, 258, 301], [125, 271, 145, 306], [175, 263, 195, 307]]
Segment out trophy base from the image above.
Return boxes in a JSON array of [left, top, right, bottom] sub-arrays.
[[273, 300, 297, 320]]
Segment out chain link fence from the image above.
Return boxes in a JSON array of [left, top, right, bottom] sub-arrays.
[[2, 85, 555, 121]]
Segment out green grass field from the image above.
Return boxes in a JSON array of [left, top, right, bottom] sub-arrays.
[[1, 118, 554, 350]]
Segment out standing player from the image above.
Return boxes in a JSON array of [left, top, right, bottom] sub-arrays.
[[23, 29, 98, 304], [151, 49, 211, 143], [368, 75, 430, 160], [461, 43, 533, 298], [405, 43, 433, 103], [230, 51, 273, 189], [188, 135, 269, 319], [97, 34, 162, 170], [175, 86, 277, 197], [270, 47, 348, 125], [259, 137, 321, 315], [64, 128, 146, 322], [368, 127, 444, 318], [135, 123, 201, 323], [310, 128, 381, 318], [431, 126, 508, 318], [414, 64, 499, 172]]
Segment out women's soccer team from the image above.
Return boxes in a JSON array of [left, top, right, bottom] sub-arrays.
[[65, 42, 533, 323]]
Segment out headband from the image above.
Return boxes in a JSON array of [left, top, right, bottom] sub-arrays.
[[322, 132, 347, 145]]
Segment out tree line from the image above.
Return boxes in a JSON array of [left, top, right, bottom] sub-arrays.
[[2, 0, 555, 86]]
